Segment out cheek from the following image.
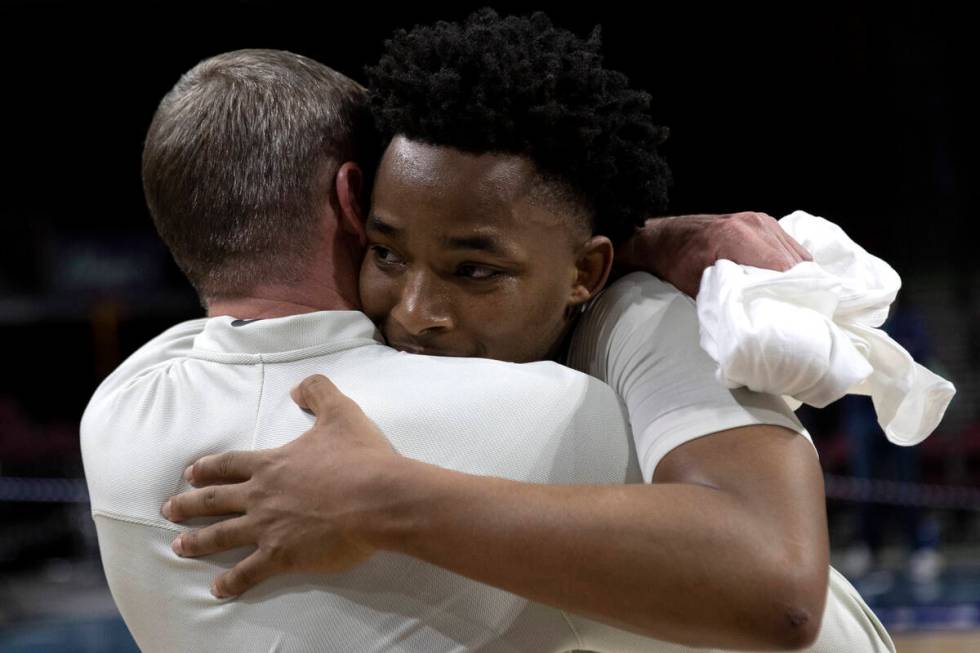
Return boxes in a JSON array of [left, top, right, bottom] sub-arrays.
[[482, 278, 571, 358], [528, 273, 577, 338], [522, 270, 573, 321], [358, 262, 395, 322]]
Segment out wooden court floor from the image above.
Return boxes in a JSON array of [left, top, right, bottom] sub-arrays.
[[892, 631, 980, 652]]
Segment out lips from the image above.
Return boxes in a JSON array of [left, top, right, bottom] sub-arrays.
[[390, 342, 430, 355], [389, 341, 469, 357]]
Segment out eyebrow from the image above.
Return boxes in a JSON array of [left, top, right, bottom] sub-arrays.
[[366, 215, 400, 236], [368, 214, 512, 257]]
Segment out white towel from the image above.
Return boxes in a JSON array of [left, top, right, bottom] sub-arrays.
[[696, 210, 955, 446]]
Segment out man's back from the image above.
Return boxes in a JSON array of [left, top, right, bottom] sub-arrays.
[[82, 310, 650, 652]]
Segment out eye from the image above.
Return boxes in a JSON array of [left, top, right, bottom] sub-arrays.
[[456, 263, 502, 280], [370, 245, 404, 267]]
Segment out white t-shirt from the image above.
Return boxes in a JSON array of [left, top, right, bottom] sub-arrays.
[[567, 272, 810, 481], [566, 273, 895, 652], [82, 310, 661, 653]]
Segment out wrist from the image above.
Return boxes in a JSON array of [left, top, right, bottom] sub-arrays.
[[357, 455, 449, 553], [623, 217, 671, 276]]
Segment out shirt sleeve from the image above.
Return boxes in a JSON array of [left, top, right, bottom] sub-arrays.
[[567, 272, 811, 482]]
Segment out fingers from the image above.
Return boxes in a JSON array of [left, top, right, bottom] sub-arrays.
[[780, 230, 813, 262], [762, 229, 810, 270], [162, 483, 247, 522], [184, 450, 262, 487], [745, 212, 811, 266], [210, 549, 279, 598], [171, 515, 254, 558], [728, 212, 812, 271], [291, 374, 345, 425]]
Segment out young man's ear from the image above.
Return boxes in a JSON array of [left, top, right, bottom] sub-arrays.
[[570, 235, 615, 307], [334, 161, 367, 246]]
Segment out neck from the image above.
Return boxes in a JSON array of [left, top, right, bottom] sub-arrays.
[[207, 229, 365, 320], [206, 283, 359, 320]]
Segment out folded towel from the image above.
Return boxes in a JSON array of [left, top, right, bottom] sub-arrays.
[[697, 210, 955, 445]]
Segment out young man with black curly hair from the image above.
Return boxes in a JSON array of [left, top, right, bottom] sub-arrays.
[[159, 10, 893, 652]]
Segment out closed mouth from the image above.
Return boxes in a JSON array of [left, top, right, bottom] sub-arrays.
[[390, 342, 465, 357]]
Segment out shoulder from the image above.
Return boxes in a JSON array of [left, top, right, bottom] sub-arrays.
[[568, 272, 698, 381], [587, 271, 691, 324], [86, 318, 208, 403], [81, 318, 209, 443]]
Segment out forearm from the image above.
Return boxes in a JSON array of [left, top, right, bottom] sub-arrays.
[[168, 381, 827, 649], [615, 217, 670, 277], [374, 458, 824, 650]]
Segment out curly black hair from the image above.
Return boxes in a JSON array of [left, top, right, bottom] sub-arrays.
[[365, 8, 672, 245]]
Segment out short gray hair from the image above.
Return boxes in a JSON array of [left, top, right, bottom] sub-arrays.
[[142, 49, 372, 303]]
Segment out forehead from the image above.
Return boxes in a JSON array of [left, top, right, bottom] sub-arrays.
[[373, 136, 565, 233]]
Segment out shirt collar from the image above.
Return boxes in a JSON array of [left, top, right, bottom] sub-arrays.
[[193, 310, 384, 356]]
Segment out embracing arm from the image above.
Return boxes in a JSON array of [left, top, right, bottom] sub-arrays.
[[618, 212, 812, 297], [165, 375, 827, 651], [375, 422, 828, 650]]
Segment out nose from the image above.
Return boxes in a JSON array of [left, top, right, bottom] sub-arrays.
[[389, 270, 454, 337]]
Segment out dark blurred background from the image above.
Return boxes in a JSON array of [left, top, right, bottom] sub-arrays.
[[0, 2, 976, 651]]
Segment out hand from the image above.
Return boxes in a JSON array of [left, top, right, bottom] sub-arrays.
[[161, 374, 401, 598], [618, 212, 813, 297]]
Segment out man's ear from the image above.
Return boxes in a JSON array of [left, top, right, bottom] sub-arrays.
[[570, 235, 614, 307], [335, 161, 367, 246]]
